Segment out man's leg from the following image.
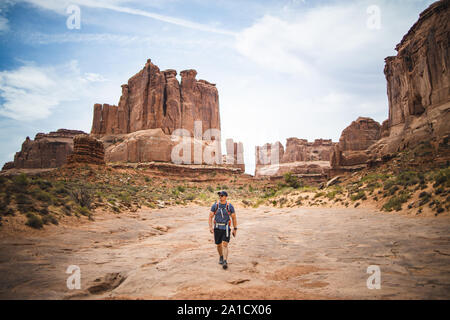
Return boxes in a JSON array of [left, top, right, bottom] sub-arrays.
[[216, 243, 223, 257], [222, 241, 229, 261]]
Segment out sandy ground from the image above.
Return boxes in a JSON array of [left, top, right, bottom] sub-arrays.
[[0, 205, 449, 300]]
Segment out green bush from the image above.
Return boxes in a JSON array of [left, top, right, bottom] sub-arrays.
[[433, 168, 450, 188], [77, 206, 91, 216], [350, 191, 366, 201], [35, 190, 52, 203], [185, 194, 195, 201], [25, 213, 43, 229], [283, 173, 303, 189], [382, 192, 410, 212], [396, 171, 421, 187], [13, 173, 29, 187], [326, 191, 337, 200], [177, 185, 186, 193]]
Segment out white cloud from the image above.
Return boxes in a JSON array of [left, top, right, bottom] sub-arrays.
[[21, 0, 235, 35], [0, 61, 108, 121], [235, 3, 389, 75]]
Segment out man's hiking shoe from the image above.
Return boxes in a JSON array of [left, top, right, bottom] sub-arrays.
[[222, 260, 228, 270], [219, 256, 224, 265]]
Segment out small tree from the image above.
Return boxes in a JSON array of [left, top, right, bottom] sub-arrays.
[[283, 172, 303, 189]]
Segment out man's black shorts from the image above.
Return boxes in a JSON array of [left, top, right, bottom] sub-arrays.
[[214, 228, 231, 244]]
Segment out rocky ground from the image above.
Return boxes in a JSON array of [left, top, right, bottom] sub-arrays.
[[0, 204, 449, 300]]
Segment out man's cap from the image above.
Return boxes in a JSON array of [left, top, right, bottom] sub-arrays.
[[217, 190, 228, 197]]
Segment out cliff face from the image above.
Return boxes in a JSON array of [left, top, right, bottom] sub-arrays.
[[7, 129, 86, 169], [330, 1, 449, 175], [91, 59, 221, 139], [376, 0, 449, 157]]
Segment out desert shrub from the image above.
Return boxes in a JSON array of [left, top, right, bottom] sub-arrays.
[[25, 213, 43, 229], [383, 179, 396, 191], [396, 171, 421, 187], [418, 191, 431, 206], [263, 189, 277, 198], [433, 168, 450, 188], [39, 206, 49, 215], [35, 190, 52, 203], [382, 192, 410, 212], [354, 202, 360, 208], [314, 192, 325, 199], [248, 185, 254, 192], [177, 185, 185, 193], [436, 207, 445, 214], [283, 173, 303, 189], [351, 191, 366, 201], [33, 178, 52, 190], [70, 187, 93, 209], [185, 194, 195, 201], [13, 173, 29, 188], [77, 206, 91, 216], [206, 186, 214, 193], [326, 191, 337, 200]]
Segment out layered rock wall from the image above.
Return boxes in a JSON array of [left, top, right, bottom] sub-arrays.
[[67, 134, 105, 165]]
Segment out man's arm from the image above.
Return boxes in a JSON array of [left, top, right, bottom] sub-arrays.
[[231, 212, 237, 237], [209, 211, 214, 233]]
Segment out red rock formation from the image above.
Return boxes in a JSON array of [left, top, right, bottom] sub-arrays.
[[330, 117, 381, 170], [255, 139, 335, 179], [66, 134, 105, 165], [372, 0, 449, 158], [91, 59, 221, 139], [5, 129, 86, 169]]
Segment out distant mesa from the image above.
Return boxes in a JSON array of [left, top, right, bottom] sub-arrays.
[[255, 138, 336, 182]]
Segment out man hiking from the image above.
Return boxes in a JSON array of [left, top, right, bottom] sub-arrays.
[[209, 191, 237, 270]]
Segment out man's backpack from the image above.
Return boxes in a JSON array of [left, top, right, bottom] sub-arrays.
[[213, 201, 232, 231]]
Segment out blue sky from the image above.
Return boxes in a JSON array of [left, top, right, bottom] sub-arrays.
[[0, 0, 436, 175]]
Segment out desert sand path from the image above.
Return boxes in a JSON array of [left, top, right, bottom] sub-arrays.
[[0, 205, 449, 299]]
